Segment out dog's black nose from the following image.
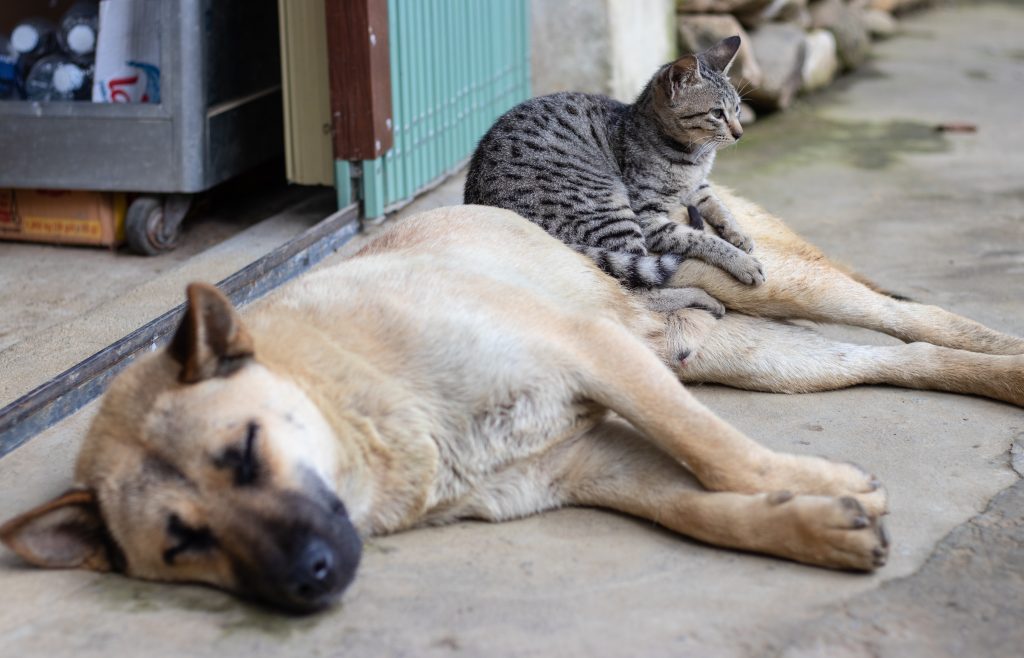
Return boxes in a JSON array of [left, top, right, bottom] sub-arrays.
[[289, 538, 337, 603], [248, 491, 363, 612]]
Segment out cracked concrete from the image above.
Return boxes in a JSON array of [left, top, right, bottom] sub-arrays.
[[773, 479, 1024, 658], [0, 3, 1022, 657]]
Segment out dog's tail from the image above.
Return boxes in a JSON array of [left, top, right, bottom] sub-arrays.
[[571, 245, 681, 288]]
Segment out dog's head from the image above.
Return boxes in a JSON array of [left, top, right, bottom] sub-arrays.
[[0, 284, 362, 612]]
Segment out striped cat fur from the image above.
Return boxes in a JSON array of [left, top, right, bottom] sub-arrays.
[[465, 36, 764, 295]]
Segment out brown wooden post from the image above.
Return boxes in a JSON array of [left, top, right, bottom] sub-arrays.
[[324, 0, 394, 161]]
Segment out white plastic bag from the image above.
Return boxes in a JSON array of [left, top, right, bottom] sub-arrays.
[[91, 0, 161, 103]]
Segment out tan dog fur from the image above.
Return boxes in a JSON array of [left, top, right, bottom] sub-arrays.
[[3, 191, 1022, 608]]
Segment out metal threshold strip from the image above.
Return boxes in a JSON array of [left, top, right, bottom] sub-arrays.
[[0, 204, 361, 459]]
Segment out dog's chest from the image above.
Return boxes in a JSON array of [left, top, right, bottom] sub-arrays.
[[420, 374, 601, 525]]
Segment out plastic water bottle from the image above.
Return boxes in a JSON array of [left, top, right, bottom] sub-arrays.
[[0, 35, 20, 99], [58, 1, 100, 64], [24, 54, 92, 101], [10, 17, 59, 99], [10, 17, 58, 61]]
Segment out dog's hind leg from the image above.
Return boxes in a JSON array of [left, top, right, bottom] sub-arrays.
[[569, 318, 887, 515], [556, 419, 888, 571], [673, 311, 1024, 407], [670, 249, 1024, 356], [669, 191, 1024, 355]]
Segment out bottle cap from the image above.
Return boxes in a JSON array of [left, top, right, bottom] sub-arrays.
[[53, 62, 85, 93], [67, 24, 96, 55], [11, 25, 40, 54]]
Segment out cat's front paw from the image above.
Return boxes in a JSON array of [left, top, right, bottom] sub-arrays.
[[703, 207, 754, 253], [721, 227, 755, 254], [724, 252, 766, 287], [643, 287, 725, 318]]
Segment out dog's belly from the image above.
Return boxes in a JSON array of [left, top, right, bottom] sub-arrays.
[[414, 342, 605, 526], [263, 206, 663, 527]]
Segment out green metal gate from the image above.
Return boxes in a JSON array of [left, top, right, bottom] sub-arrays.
[[340, 0, 531, 218]]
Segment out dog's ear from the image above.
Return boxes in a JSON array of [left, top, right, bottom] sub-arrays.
[[169, 282, 254, 383], [0, 489, 119, 571]]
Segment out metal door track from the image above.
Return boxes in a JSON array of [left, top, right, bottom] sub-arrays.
[[0, 205, 360, 459]]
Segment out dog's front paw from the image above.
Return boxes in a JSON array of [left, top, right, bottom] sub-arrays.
[[710, 451, 888, 517], [763, 454, 888, 517], [763, 493, 889, 571]]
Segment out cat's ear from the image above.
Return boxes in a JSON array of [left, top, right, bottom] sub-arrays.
[[702, 36, 741, 75], [665, 55, 702, 95]]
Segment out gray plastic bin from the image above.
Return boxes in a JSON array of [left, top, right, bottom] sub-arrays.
[[0, 0, 283, 254]]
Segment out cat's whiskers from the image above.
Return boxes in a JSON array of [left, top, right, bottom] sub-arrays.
[[683, 134, 707, 151], [693, 137, 718, 160], [737, 84, 760, 105]]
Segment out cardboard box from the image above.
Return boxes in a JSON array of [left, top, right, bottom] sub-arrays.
[[0, 189, 126, 248]]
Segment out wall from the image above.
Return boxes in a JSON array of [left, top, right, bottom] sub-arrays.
[[530, 0, 675, 101], [607, 0, 676, 101]]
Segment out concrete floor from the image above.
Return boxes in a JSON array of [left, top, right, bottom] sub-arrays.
[[0, 176, 334, 408], [1, 3, 1023, 657]]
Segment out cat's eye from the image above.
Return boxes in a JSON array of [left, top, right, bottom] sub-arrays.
[[710, 108, 725, 119]]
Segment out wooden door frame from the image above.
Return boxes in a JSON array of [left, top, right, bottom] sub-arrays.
[[324, 0, 395, 162]]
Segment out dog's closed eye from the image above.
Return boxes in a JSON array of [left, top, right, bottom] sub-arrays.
[[163, 514, 216, 565], [214, 422, 261, 486]]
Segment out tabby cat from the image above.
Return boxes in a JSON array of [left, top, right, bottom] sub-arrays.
[[464, 36, 763, 297]]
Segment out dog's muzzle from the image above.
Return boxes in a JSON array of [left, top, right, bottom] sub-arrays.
[[282, 518, 361, 611], [230, 488, 362, 613]]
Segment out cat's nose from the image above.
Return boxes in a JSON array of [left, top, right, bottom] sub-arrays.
[[731, 128, 743, 141]]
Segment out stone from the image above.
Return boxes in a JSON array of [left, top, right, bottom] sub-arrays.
[[738, 102, 757, 125], [863, 8, 897, 38], [868, 0, 933, 13], [758, 0, 809, 23], [677, 14, 763, 91], [746, 22, 807, 111], [732, 0, 809, 29], [801, 29, 840, 91], [809, 0, 842, 30], [733, 0, 811, 29], [781, 6, 814, 30], [676, 0, 773, 13], [809, 0, 871, 70], [676, 0, 779, 29]]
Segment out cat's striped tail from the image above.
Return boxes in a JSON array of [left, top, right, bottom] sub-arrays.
[[571, 245, 682, 288]]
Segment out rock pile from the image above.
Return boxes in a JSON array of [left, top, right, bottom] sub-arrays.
[[677, 0, 932, 122]]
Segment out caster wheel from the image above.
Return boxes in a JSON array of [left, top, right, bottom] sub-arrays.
[[125, 195, 185, 255]]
